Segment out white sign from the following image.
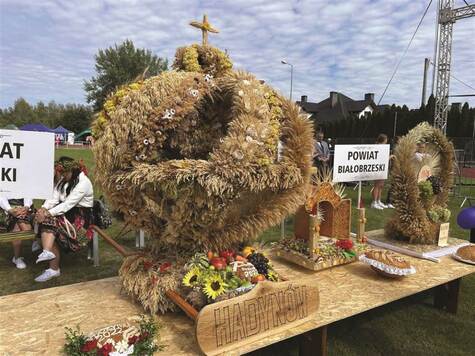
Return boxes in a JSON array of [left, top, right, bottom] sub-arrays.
[[0, 130, 54, 199], [332, 144, 390, 183]]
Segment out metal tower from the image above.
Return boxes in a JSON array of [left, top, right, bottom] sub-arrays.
[[434, 0, 475, 134]]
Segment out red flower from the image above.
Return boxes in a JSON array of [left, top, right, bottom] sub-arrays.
[[128, 335, 139, 345], [97, 343, 113, 356], [138, 331, 150, 341], [86, 227, 94, 240], [143, 260, 154, 271], [80, 339, 98, 352], [159, 262, 171, 273], [336, 239, 354, 250], [74, 216, 85, 230]]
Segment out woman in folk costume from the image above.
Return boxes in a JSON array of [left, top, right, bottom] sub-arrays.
[[34, 156, 94, 282], [0, 196, 34, 269]]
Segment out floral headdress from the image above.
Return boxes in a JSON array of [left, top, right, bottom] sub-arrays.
[[55, 158, 88, 176]]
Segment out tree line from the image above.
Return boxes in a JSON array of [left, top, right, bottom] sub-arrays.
[[318, 95, 475, 142], [0, 98, 93, 133]]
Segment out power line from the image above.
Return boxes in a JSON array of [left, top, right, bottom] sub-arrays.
[[462, 0, 475, 15], [377, 0, 433, 105]]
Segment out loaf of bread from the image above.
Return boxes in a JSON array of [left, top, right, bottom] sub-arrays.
[[365, 250, 411, 269], [456, 245, 475, 262]]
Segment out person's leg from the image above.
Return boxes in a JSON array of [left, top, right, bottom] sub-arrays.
[[11, 223, 28, 269], [41, 232, 56, 251], [48, 243, 61, 271], [371, 183, 378, 202], [371, 182, 383, 209], [377, 183, 387, 208], [36, 231, 57, 263], [11, 224, 21, 258]]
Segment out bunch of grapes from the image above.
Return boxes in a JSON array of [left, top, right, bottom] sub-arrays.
[[427, 176, 442, 195], [247, 252, 270, 276]]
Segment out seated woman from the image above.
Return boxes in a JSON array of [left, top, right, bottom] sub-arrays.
[[0, 196, 33, 269], [34, 157, 94, 282]]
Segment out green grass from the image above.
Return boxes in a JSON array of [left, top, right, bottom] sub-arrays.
[[0, 148, 473, 355]]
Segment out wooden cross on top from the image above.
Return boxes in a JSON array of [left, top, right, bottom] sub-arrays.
[[190, 14, 219, 46]]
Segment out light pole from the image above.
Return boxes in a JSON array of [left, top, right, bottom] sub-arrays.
[[280, 60, 294, 239], [281, 59, 294, 101]]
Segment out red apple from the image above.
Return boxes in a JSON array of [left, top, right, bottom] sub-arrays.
[[219, 250, 235, 259], [210, 257, 227, 270], [235, 255, 247, 262], [251, 274, 266, 283]]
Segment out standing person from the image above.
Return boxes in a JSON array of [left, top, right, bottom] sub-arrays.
[[385, 136, 400, 209], [414, 142, 428, 162], [34, 157, 94, 282], [0, 196, 33, 269], [371, 133, 389, 210], [314, 132, 330, 173]]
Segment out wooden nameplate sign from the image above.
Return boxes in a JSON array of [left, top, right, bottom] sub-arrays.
[[195, 280, 319, 355]]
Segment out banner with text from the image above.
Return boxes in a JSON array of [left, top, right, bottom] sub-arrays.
[[332, 144, 390, 183], [0, 130, 54, 199]]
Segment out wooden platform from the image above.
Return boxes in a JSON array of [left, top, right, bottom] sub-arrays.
[[0, 238, 474, 355]]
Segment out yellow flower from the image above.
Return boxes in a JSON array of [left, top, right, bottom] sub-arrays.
[[115, 89, 126, 99], [182, 267, 201, 287], [103, 99, 115, 113], [203, 274, 225, 299], [129, 82, 141, 90]]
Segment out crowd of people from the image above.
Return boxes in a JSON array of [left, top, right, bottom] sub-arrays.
[[0, 157, 94, 282]]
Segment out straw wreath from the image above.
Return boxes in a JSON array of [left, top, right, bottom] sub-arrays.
[[385, 122, 454, 244], [92, 44, 314, 312]]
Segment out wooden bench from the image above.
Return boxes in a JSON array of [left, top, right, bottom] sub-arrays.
[[0, 229, 101, 267], [0, 230, 36, 243]]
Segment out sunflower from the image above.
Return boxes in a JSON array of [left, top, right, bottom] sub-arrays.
[[182, 267, 201, 287], [203, 274, 226, 300]]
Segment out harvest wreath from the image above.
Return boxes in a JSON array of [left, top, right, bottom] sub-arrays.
[[385, 122, 454, 244], [92, 16, 314, 315]]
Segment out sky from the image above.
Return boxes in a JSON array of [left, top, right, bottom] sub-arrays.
[[0, 0, 474, 109]]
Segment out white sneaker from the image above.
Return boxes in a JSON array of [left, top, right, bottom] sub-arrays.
[[34, 268, 60, 282], [371, 201, 384, 210], [32, 240, 41, 252], [36, 250, 56, 263], [387, 203, 395, 209], [12, 257, 26, 269], [378, 201, 388, 209]]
